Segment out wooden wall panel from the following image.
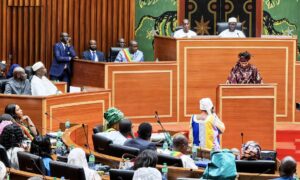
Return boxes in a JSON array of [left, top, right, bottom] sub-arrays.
[[0, 0, 135, 70]]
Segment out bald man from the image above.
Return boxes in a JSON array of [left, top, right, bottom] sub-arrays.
[[82, 40, 105, 62], [173, 19, 197, 38], [4, 67, 31, 95], [115, 40, 144, 62], [273, 156, 297, 180]]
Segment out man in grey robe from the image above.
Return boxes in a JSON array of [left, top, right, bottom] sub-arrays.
[[4, 67, 31, 95]]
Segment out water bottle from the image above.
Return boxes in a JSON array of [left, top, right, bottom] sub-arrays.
[[65, 120, 70, 130], [57, 129, 63, 139], [163, 141, 168, 151], [162, 163, 168, 180], [60, 176, 65, 180], [56, 139, 63, 156], [88, 153, 96, 170], [192, 145, 198, 160]]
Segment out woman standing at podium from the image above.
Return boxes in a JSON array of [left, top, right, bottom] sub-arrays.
[[226, 51, 263, 84], [189, 98, 225, 150]]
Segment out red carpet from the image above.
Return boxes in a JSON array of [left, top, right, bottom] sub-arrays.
[[276, 124, 300, 161]]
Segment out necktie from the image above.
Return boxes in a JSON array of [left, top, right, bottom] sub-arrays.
[[93, 51, 97, 61]]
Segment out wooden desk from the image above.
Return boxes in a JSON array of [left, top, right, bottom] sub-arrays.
[[72, 60, 178, 124], [8, 168, 53, 179], [295, 62, 300, 121], [53, 81, 67, 93], [154, 36, 297, 123], [0, 90, 111, 138], [217, 84, 277, 149]]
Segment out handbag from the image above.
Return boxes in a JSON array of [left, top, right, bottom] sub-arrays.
[[202, 149, 237, 180]]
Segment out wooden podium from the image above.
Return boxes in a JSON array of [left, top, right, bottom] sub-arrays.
[[217, 84, 277, 149]]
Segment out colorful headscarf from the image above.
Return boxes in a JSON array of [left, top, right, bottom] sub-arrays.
[[104, 107, 124, 128], [241, 141, 261, 160], [199, 98, 214, 115]]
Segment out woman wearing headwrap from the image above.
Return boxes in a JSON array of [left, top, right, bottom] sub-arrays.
[[189, 98, 225, 150], [67, 148, 101, 180], [96, 107, 128, 145], [226, 51, 263, 84]]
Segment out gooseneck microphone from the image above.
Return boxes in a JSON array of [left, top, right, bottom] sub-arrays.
[[241, 132, 244, 146], [82, 124, 91, 155], [155, 111, 172, 146]]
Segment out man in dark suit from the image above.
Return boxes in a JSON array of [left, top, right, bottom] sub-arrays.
[[82, 40, 105, 62], [124, 122, 156, 152], [49, 32, 78, 87]]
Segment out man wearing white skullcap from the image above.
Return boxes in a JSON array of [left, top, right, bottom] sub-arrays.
[[219, 17, 246, 38], [31, 61, 59, 96], [189, 98, 225, 150]]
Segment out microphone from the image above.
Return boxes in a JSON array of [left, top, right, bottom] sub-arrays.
[[155, 111, 172, 146], [31, 159, 46, 179], [44, 112, 67, 132], [241, 132, 244, 145], [82, 124, 91, 155]]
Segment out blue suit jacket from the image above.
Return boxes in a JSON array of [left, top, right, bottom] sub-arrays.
[[82, 50, 105, 62], [49, 42, 76, 77], [124, 138, 156, 152]]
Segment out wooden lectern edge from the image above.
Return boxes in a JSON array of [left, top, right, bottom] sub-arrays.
[[218, 83, 278, 87]]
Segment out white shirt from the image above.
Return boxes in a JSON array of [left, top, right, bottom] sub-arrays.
[[219, 29, 246, 38], [180, 154, 198, 169], [97, 131, 127, 145], [31, 75, 58, 96], [173, 29, 197, 38]]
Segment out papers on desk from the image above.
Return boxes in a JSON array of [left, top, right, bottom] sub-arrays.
[[151, 132, 167, 142], [70, 86, 81, 93]]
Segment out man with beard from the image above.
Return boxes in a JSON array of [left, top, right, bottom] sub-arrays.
[[219, 17, 246, 38], [4, 67, 31, 95], [49, 32, 78, 88], [82, 40, 105, 62], [226, 51, 263, 84]]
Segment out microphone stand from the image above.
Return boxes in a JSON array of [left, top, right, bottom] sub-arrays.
[[155, 111, 172, 146]]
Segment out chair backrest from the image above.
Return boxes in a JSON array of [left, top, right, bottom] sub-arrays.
[[50, 161, 86, 180], [92, 134, 112, 154], [108, 143, 140, 158], [109, 47, 123, 62], [0, 145, 10, 167], [216, 22, 242, 34], [24, 66, 33, 81], [235, 160, 276, 174], [157, 153, 183, 167], [0, 79, 9, 93], [109, 169, 134, 180], [93, 124, 104, 134], [17, 151, 46, 175], [260, 150, 277, 161]]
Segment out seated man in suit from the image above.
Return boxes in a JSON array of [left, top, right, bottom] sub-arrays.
[[4, 67, 31, 95], [115, 40, 144, 62], [173, 19, 197, 38], [82, 40, 105, 62], [226, 51, 263, 84], [31, 61, 59, 96], [219, 17, 246, 38], [124, 122, 156, 152], [49, 32, 78, 88]]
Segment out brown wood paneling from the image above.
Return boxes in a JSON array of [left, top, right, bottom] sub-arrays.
[[296, 62, 300, 121], [0, 0, 135, 70]]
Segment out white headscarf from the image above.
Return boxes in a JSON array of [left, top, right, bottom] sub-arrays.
[[199, 98, 214, 115], [133, 167, 162, 180], [67, 148, 101, 180], [0, 161, 6, 180]]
